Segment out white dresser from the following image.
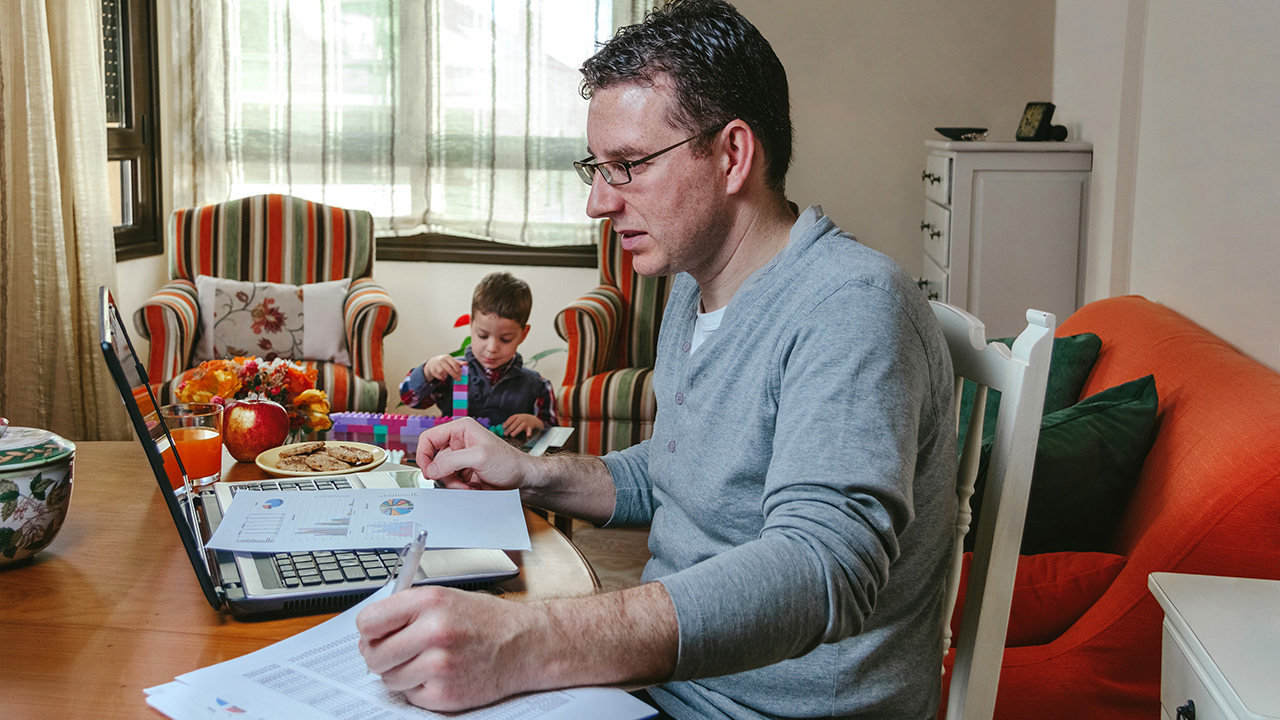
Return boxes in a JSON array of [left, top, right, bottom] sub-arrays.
[[1148, 572, 1280, 720], [918, 140, 1091, 337]]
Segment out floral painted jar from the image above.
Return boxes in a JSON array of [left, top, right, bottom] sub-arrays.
[[0, 427, 75, 565]]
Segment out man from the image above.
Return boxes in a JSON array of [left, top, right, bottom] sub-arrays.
[[357, 1, 957, 718]]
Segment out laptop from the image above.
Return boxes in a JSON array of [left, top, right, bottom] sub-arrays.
[[97, 286, 518, 619]]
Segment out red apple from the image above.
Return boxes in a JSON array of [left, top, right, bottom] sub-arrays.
[[222, 398, 291, 462]]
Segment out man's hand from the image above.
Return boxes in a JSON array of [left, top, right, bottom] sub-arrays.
[[357, 586, 549, 711], [357, 583, 680, 713], [423, 354, 463, 382], [502, 413, 544, 438], [416, 417, 534, 491]]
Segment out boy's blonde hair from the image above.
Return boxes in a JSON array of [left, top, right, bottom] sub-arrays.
[[472, 272, 532, 326]]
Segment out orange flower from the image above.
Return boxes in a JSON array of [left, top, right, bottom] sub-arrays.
[[176, 356, 331, 434], [175, 359, 243, 403], [293, 388, 332, 432]]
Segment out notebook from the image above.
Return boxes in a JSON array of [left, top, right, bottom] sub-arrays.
[[97, 286, 518, 619]]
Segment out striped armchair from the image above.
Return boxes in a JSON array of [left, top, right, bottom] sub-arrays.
[[133, 194, 398, 414], [554, 220, 673, 455]]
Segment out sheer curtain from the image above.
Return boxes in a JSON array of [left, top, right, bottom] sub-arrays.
[[172, 0, 626, 248], [0, 0, 128, 440]]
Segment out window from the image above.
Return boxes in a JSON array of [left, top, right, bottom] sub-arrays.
[[172, 0, 624, 267], [103, 0, 163, 260]]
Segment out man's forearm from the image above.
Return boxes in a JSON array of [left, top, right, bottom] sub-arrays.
[[527, 581, 679, 690], [521, 453, 617, 524]]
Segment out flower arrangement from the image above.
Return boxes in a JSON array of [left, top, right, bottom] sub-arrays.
[[175, 356, 332, 433]]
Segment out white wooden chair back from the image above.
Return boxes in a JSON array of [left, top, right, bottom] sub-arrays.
[[933, 302, 1055, 720]]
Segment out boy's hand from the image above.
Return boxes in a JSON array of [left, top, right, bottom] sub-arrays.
[[423, 354, 463, 382], [502, 413, 544, 438]]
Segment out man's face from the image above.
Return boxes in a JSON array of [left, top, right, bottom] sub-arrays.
[[469, 312, 529, 370], [583, 80, 732, 280]]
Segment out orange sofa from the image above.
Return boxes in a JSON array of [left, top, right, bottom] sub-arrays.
[[942, 295, 1280, 718]]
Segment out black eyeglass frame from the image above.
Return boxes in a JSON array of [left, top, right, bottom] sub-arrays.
[[574, 123, 728, 187]]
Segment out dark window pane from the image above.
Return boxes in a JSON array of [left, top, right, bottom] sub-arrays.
[[103, 0, 127, 128], [104, 0, 161, 259]]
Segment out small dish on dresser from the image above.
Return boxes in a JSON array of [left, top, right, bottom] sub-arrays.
[[935, 127, 988, 141]]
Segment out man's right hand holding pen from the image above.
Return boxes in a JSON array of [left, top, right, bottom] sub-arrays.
[[355, 417, 679, 713]]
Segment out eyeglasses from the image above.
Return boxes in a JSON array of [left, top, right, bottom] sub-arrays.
[[574, 124, 726, 187]]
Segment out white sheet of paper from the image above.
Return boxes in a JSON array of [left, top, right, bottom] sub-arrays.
[[150, 587, 656, 720], [204, 488, 531, 553]]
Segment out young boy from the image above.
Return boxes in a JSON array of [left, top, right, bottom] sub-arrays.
[[399, 272, 556, 438]]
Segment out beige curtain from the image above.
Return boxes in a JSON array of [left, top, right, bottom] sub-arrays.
[[0, 0, 127, 441], [171, 0, 625, 248]]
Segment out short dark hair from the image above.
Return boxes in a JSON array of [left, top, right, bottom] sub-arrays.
[[580, 0, 792, 193], [472, 272, 533, 326]]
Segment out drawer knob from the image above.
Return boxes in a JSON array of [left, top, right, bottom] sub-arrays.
[[915, 278, 939, 301], [921, 221, 932, 231], [929, 229, 942, 239], [1176, 699, 1195, 720], [921, 171, 941, 185]]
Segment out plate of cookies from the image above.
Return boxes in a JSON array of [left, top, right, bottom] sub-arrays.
[[255, 441, 388, 477]]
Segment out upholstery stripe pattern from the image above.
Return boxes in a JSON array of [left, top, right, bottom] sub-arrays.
[[554, 286, 623, 388], [167, 194, 374, 284], [595, 219, 672, 368], [345, 277, 399, 381], [134, 280, 199, 383], [552, 219, 670, 454], [555, 367, 656, 455], [139, 194, 394, 414]]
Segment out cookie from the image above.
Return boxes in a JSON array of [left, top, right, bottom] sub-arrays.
[[279, 441, 325, 458], [276, 456, 313, 472], [327, 444, 374, 465], [305, 452, 352, 472]]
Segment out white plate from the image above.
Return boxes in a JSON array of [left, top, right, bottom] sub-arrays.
[[255, 441, 388, 478]]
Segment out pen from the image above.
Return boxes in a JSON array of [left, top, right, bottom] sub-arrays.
[[392, 528, 428, 594]]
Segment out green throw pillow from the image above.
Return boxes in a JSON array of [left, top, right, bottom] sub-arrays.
[[957, 333, 1103, 449], [966, 374, 1160, 555]]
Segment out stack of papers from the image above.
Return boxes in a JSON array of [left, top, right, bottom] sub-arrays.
[[145, 587, 658, 720]]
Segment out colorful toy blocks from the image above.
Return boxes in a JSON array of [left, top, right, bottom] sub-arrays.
[[453, 363, 468, 417], [328, 411, 501, 463]]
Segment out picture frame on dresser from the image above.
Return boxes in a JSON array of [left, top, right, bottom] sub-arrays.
[[1015, 101, 1056, 141]]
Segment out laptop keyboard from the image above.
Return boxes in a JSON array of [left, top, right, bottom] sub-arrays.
[[229, 478, 403, 589]]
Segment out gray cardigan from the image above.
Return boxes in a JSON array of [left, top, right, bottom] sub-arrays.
[[602, 207, 957, 719]]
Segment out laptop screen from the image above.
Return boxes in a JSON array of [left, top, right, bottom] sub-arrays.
[[98, 286, 224, 610]]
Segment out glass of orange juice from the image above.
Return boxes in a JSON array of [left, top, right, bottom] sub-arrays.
[[159, 403, 224, 486]]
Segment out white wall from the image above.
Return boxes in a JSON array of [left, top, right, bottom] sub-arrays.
[[118, 0, 1058, 399], [738, 0, 1055, 272], [1055, 0, 1280, 370]]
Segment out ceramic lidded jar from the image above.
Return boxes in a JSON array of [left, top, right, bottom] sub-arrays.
[[0, 427, 75, 565]]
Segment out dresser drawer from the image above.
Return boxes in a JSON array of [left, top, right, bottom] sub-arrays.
[[922, 200, 951, 268], [923, 153, 951, 205], [920, 255, 948, 303], [1162, 620, 1231, 720]]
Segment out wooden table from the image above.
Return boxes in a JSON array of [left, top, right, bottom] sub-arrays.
[[0, 441, 599, 719]]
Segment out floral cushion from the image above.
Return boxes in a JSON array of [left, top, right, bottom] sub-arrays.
[[194, 276, 350, 364]]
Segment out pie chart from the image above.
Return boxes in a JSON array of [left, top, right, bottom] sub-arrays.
[[380, 498, 414, 516]]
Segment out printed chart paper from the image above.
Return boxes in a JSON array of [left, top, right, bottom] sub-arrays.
[[205, 488, 531, 552], [146, 587, 657, 720]]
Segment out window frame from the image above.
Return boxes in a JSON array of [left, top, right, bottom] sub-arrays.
[[107, 0, 163, 261], [376, 233, 597, 267]]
